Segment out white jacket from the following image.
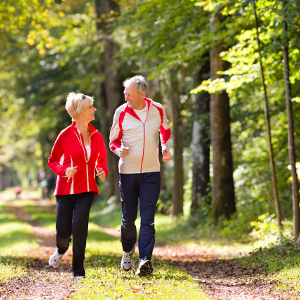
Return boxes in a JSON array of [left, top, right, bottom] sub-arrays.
[[109, 98, 171, 174]]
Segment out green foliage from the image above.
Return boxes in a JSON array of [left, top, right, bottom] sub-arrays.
[[250, 213, 292, 243], [236, 237, 300, 273], [234, 237, 300, 296], [2, 0, 300, 235], [0, 0, 102, 181]]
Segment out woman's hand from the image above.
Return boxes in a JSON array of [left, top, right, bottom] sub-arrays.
[[96, 168, 106, 181], [65, 166, 78, 177]]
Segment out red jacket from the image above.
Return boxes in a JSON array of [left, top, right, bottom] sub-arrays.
[[48, 121, 108, 196]]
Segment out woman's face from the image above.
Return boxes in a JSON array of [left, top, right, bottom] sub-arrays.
[[80, 101, 97, 122]]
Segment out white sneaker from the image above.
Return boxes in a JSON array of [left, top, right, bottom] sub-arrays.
[[49, 249, 64, 268], [121, 247, 135, 271]]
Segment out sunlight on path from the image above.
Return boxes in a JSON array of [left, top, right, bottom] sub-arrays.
[[2, 201, 74, 300], [1, 200, 294, 300], [86, 224, 293, 299]]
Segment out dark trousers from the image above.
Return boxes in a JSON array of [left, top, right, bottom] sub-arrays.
[[119, 172, 161, 260], [56, 192, 94, 277]]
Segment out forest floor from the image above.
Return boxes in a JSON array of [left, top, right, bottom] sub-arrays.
[[0, 199, 296, 300]]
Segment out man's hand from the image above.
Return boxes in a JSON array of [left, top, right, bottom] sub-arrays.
[[162, 149, 171, 162], [96, 168, 106, 181], [120, 145, 130, 158]]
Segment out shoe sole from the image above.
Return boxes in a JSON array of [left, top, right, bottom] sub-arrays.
[[136, 263, 153, 277]]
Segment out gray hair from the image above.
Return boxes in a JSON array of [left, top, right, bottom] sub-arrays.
[[123, 75, 147, 95]]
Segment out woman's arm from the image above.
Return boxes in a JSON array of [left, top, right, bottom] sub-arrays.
[[48, 132, 68, 176], [96, 134, 109, 178]]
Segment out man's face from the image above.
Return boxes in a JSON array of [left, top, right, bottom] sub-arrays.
[[124, 85, 145, 110]]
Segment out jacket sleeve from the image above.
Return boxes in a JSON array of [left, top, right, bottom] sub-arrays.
[[96, 134, 109, 177], [48, 131, 68, 176], [159, 105, 171, 151], [109, 109, 123, 157]]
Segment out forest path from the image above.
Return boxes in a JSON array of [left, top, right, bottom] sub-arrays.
[[1, 201, 74, 300], [1, 200, 294, 300]]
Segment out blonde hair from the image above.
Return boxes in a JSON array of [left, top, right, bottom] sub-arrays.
[[65, 92, 94, 119]]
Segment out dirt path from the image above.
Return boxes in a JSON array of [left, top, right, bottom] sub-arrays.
[[1, 201, 295, 300], [1, 201, 74, 300], [102, 226, 294, 299]]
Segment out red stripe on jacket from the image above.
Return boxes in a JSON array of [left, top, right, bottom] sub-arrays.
[[109, 98, 171, 174]]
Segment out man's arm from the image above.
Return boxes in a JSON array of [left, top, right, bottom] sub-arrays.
[[159, 105, 171, 162], [109, 108, 130, 158]]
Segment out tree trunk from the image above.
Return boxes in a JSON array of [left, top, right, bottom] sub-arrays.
[[253, 2, 282, 228], [210, 11, 236, 221], [169, 70, 184, 216], [96, 80, 115, 199], [281, 1, 299, 236], [94, 0, 123, 201], [191, 58, 211, 216]]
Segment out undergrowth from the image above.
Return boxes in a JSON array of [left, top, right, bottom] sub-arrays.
[[0, 200, 37, 282]]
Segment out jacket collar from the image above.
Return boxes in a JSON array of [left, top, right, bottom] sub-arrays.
[[124, 97, 152, 120], [71, 121, 97, 136]]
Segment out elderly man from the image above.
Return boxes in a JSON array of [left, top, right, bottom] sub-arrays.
[[109, 75, 171, 276]]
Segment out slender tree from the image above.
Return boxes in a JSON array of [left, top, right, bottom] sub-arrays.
[[191, 57, 211, 216], [169, 69, 184, 216], [281, 0, 299, 236], [253, 1, 282, 227]]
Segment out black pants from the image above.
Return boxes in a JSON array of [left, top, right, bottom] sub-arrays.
[[56, 192, 94, 277]]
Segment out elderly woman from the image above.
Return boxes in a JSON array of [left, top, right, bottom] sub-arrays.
[[48, 92, 108, 279]]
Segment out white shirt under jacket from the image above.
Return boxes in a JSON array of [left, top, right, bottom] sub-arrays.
[[109, 98, 171, 174]]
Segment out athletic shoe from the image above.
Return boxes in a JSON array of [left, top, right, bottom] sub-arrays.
[[121, 246, 135, 271], [135, 258, 153, 277], [49, 249, 64, 268]]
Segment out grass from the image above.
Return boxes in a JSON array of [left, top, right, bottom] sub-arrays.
[[90, 200, 122, 229], [90, 200, 255, 257], [0, 186, 41, 201], [25, 207, 56, 231], [3, 194, 300, 298], [3, 198, 210, 299], [75, 225, 209, 300], [0, 200, 38, 282], [235, 238, 300, 297], [74, 259, 209, 300]]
